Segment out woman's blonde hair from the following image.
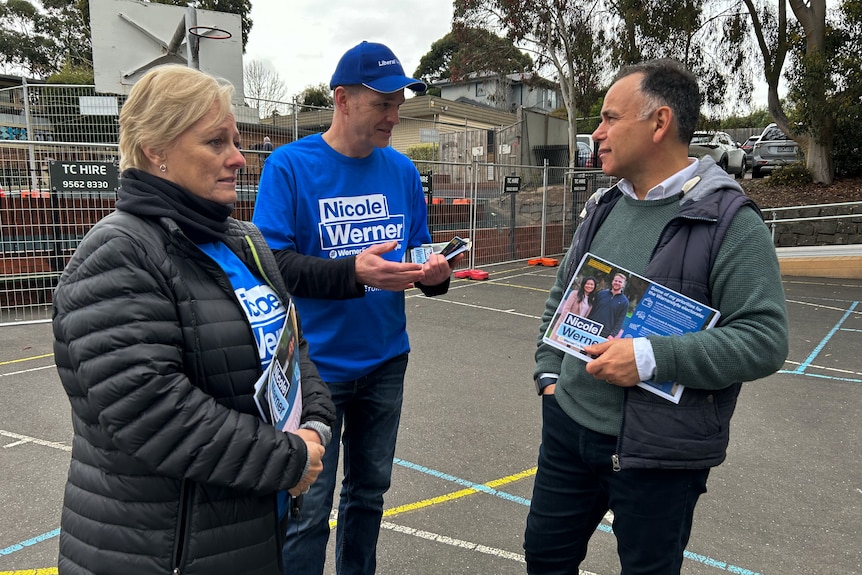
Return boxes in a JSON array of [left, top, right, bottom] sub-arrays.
[[118, 65, 235, 171]]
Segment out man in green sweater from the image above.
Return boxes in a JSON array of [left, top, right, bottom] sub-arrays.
[[524, 59, 788, 574]]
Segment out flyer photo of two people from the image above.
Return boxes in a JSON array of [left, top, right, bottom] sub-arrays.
[[543, 253, 720, 402]]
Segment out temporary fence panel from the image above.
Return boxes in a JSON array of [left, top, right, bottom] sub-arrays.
[[1, 82, 608, 322]]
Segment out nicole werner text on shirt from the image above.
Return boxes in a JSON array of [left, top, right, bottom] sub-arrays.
[[318, 194, 406, 255]]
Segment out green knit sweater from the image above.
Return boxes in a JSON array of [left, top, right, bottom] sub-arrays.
[[536, 193, 788, 437]]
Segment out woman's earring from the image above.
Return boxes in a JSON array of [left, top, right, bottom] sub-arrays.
[[159, 164, 167, 173]]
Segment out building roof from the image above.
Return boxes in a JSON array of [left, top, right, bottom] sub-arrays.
[[264, 94, 517, 133]]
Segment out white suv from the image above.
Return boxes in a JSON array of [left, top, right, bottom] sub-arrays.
[[751, 123, 801, 178]]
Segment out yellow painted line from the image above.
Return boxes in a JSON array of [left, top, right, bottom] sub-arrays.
[[0, 569, 58, 575], [329, 466, 537, 528], [0, 353, 53, 366], [483, 466, 538, 488]]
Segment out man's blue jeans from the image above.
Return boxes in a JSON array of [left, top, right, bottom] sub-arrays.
[[283, 353, 407, 575], [524, 394, 710, 574]]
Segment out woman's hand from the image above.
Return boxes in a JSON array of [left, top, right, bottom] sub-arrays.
[[288, 431, 325, 496]]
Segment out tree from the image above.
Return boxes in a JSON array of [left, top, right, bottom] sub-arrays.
[[454, 1, 608, 167], [606, 1, 754, 114], [413, 26, 533, 108], [296, 83, 333, 111], [454, 1, 767, 167], [742, 0, 836, 184], [0, 0, 91, 77], [413, 27, 533, 86], [243, 59, 287, 118], [831, 0, 862, 177]]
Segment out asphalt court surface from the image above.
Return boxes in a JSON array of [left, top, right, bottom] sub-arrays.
[[1, 263, 860, 575]]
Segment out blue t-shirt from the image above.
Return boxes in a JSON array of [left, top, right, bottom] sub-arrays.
[[252, 134, 431, 381], [198, 241, 293, 518], [197, 241, 286, 367]]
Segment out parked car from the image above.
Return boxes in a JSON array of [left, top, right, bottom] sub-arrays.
[[688, 131, 747, 178], [740, 135, 759, 165], [751, 123, 801, 178], [576, 141, 594, 168]]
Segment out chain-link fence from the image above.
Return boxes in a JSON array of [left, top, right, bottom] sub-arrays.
[[1, 83, 613, 322], [1, 141, 607, 322]]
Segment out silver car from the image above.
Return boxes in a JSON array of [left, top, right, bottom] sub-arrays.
[[688, 131, 747, 178], [751, 123, 801, 178]]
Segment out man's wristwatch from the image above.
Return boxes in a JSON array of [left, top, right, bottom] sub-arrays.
[[534, 375, 557, 396]]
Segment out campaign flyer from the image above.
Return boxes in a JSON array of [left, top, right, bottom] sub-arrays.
[[542, 253, 720, 403]]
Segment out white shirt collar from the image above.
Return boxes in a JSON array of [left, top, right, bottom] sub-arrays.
[[616, 158, 699, 201]]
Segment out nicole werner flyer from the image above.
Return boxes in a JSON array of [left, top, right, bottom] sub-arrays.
[[543, 253, 720, 403]]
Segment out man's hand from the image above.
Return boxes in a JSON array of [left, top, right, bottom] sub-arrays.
[[420, 253, 455, 286], [355, 241, 425, 291], [583, 338, 640, 387], [288, 434, 325, 496]]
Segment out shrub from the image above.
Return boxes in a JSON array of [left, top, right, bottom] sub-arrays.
[[406, 143, 439, 175], [766, 163, 813, 187]]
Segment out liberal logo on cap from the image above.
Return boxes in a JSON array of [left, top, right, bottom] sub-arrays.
[[330, 41, 427, 94]]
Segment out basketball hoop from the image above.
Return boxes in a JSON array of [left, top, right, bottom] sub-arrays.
[[188, 25, 232, 40]]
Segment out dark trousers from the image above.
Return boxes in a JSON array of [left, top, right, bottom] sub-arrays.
[[283, 353, 408, 575], [524, 395, 710, 575]]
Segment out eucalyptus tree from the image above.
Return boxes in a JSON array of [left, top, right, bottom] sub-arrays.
[[454, 0, 608, 167]]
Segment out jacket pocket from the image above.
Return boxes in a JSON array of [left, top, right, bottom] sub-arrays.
[[618, 384, 739, 470], [171, 478, 194, 574]]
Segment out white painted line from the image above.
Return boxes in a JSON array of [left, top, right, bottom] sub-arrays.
[[379, 521, 602, 575], [0, 365, 56, 378], [782, 359, 862, 378], [413, 295, 541, 319], [0, 430, 71, 452]]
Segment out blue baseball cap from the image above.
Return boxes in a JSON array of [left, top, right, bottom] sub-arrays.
[[330, 41, 427, 94]]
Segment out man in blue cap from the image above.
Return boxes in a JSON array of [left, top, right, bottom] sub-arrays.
[[253, 41, 459, 575]]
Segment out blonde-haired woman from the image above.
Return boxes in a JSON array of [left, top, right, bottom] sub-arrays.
[[53, 65, 334, 575]]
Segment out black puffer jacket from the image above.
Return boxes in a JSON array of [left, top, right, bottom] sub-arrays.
[[53, 176, 335, 575]]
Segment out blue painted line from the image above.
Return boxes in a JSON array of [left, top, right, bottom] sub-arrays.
[[395, 457, 763, 574], [393, 458, 531, 506], [794, 301, 858, 374], [0, 528, 60, 556]]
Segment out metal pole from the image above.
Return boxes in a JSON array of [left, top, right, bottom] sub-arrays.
[[293, 96, 299, 143], [22, 79, 39, 192], [186, 7, 199, 70], [769, 211, 778, 245], [541, 158, 549, 257], [469, 159, 478, 270], [462, 118, 468, 199]]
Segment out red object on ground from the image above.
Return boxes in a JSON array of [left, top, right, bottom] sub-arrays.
[[454, 269, 489, 280]]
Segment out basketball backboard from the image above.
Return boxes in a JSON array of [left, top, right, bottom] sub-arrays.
[[90, 0, 244, 103]]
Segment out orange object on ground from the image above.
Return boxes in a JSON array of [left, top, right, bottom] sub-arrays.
[[527, 257, 559, 267]]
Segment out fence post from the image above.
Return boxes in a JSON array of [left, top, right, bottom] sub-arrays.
[[469, 158, 478, 270], [22, 79, 39, 192], [293, 97, 299, 143], [769, 210, 778, 245], [541, 158, 549, 257]]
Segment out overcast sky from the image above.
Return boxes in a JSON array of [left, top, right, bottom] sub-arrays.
[[241, 1, 799, 109], [243, 0, 455, 99]]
